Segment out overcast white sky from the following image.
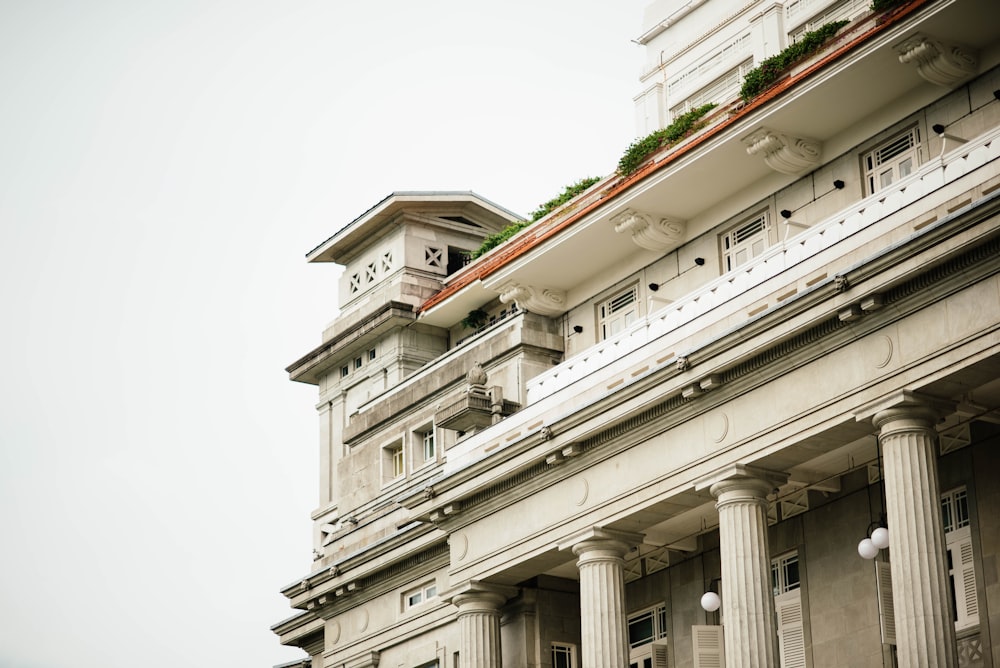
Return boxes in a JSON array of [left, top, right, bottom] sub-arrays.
[[0, 2, 648, 666]]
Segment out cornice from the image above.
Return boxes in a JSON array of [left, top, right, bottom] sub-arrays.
[[286, 301, 416, 384]]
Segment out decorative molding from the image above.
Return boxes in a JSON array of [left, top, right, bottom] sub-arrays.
[[742, 127, 821, 174], [896, 33, 978, 87], [499, 283, 567, 316], [611, 209, 687, 252]]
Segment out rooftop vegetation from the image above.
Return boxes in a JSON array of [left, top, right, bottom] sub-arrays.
[[739, 20, 850, 102], [616, 104, 717, 176], [469, 177, 601, 259]]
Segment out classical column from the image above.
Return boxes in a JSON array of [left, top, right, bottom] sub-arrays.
[[448, 582, 516, 668], [697, 464, 787, 668], [561, 528, 642, 668], [868, 392, 957, 667]]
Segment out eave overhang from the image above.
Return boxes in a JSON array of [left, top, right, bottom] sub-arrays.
[[416, 0, 999, 328], [306, 191, 522, 264], [402, 188, 1000, 532]]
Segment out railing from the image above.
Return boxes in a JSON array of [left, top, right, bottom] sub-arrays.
[[526, 127, 1000, 404]]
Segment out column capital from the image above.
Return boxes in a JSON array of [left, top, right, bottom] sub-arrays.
[[695, 463, 788, 499], [558, 527, 644, 556], [446, 581, 518, 611], [854, 389, 954, 427]]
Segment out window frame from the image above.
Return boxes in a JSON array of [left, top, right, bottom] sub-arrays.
[[862, 126, 921, 195], [382, 440, 405, 484], [721, 210, 774, 272], [627, 603, 668, 651], [598, 284, 641, 341], [551, 642, 577, 668], [402, 581, 439, 611]]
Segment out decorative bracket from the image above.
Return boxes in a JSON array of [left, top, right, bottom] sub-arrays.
[[896, 33, 978, 87], [499, 283, 566, 316], [743, 128, 821, 174], [610, 209, 687, 252]]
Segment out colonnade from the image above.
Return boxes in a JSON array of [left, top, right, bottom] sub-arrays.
[[449, 392, 958, 667]]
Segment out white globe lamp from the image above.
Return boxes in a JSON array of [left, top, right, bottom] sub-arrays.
[[870, 526, 890, 550], [700, 591, 721, 612], [857, 537, 879, 559]]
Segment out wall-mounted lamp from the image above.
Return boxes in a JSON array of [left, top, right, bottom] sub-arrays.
[[780, 208, 811, 240], [572, 325, 584, 334], [648, 282, 660, 292], [694, 257, 706, 266], [833, 179, 845, 190], [700, 590, 722, 612], [994, 89, 1000, 101], [857, 519, 890, 559], [932, 122, 968, 144]]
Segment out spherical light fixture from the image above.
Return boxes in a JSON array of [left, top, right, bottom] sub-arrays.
[[700, 591, 721, 612], [857, 537, 879, 560], [870, 526, 890, 550]]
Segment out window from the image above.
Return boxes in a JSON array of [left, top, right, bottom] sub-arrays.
[[942, 487, 979, 632], [788, 0, 868, 41], [628, 605, 668, 668], [771, 552, 800, 596], [599, 286, 639, 339], [863, 127, 921, 194], [667, 32, 751, 96], [772, 551, 806, 668], [403, 581, 438, 609], [340, 366, 349, 378], [551, 643, 576, 668], [670, 59, 753, 119], [628, 604, 667, 648], [368, 348, 377, 361], [383, 441, 404, 483], [421, 428, 436, 462], [722, 211, 773, 271]]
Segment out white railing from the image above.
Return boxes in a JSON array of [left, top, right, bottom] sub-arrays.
[[526, 127, 1000, 404]]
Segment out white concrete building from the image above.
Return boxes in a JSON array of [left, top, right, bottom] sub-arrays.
[[273, 0, 1000, 666]]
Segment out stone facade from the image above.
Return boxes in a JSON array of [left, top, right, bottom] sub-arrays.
[[274, 1, 1000, 666]]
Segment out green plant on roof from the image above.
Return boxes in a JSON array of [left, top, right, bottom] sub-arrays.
[[739, 20, 850, 102], [528, 176, 602, 222], [468, 177, 602, 259], [616, 104, 717, 176]]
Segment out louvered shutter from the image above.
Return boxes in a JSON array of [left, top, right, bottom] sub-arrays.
[[876, 561, 896, 645], [775, 589, 806, 667], [651, 640, 669, 668], [950, 530, 979, 631], [692, 625, 725, 668]]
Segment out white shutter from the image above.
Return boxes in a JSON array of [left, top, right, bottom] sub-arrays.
[[775, 589, 806, 667], [949, 529, 979, 631], [692, 625, 725, 668], [652, 640, 669, 668], [876, 561, 896, 645]]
